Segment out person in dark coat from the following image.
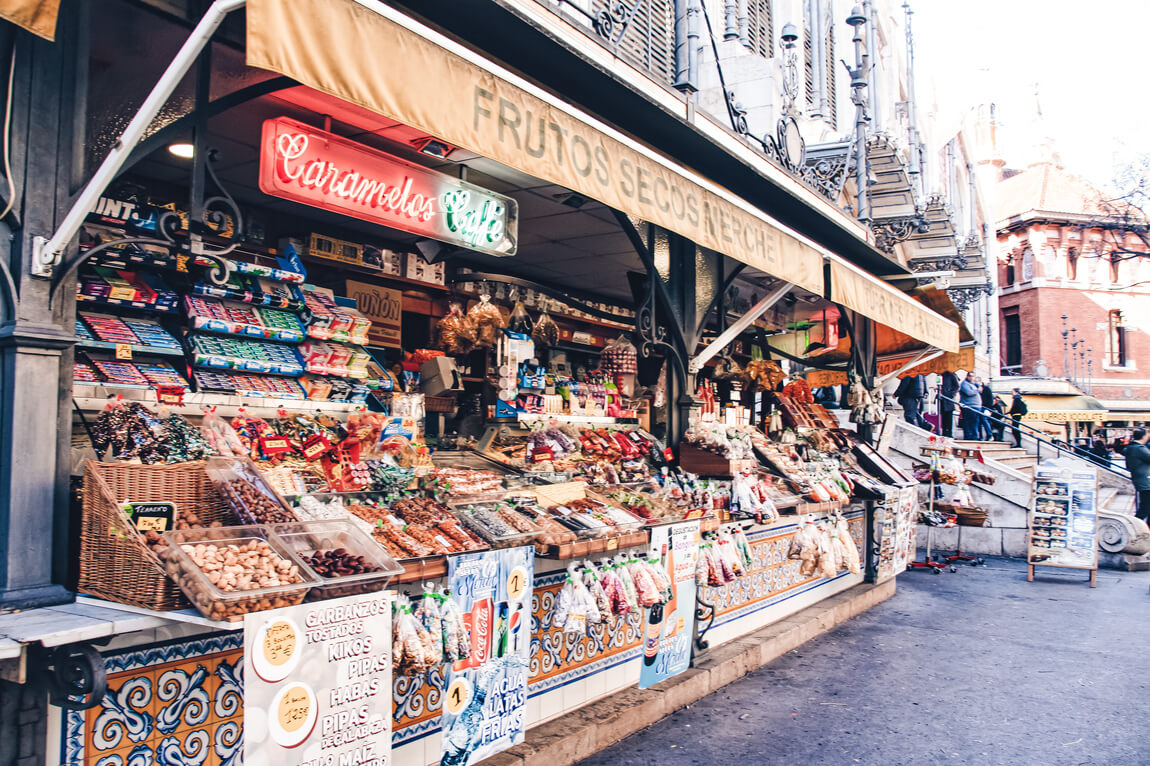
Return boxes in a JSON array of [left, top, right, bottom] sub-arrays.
[[894, 374, 929, 430], [1090, 437, 1110, 466], [939, 371, 959, 438], [978, 378, 995, 440], [990, 396, 1006, 441], [1124, 428, 1150, 522], [959, 373, 982, 439], [1008, 388, 1027, 447]]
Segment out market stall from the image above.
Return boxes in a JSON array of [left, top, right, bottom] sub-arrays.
[[43, 4, 959, 766]]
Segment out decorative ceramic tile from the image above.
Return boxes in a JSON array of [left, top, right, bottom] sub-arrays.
[[62, 632, 243, 766]]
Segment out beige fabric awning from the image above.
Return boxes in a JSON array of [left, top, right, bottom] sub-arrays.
[[806, 345, 975, 388], [828, 256, 960, 352], [1020, 395, 1108, 423], [245, 0, 825, 295], [0, 0, 60, 40]]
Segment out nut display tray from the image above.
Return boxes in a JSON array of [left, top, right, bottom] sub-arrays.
[[271, 520, 402, 600], [161, 525, 315, 621]]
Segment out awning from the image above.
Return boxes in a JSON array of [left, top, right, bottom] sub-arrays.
[[826, 257, 960, 352], [1020, 395, 1108, 423], [806, 345, 975, 388], [246, 0, 826, 295], [0, 0, 59, 40]]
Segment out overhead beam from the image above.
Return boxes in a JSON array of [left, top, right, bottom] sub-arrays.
[[689, 281, 792, 373]]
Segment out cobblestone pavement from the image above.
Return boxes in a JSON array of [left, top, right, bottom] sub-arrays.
[[578, 557, 1150, 766]]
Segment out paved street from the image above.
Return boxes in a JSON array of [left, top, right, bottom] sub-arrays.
[[578, 558, 1150, 766]]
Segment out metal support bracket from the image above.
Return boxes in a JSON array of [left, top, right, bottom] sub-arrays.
[[30, 0, 247, 279], [689, 281, 792, 373], [875, 347, 944, 387]]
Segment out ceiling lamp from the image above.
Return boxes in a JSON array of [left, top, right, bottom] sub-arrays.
[[168, 142, 194, 159]]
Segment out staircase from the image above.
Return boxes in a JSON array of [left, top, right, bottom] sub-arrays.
[[883, 420, 1150, 569]]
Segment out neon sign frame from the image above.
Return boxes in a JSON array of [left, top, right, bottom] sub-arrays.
[[258, 117, 517, 257]]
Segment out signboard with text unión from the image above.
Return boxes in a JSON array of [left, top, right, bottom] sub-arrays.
[[345, 280, 402, 348]]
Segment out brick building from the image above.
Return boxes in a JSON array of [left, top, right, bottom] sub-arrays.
[[995, 159, 1150, 424]]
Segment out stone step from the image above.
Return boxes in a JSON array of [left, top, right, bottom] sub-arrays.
[[1099, 487, 1120, 508], [954, 440, 1016, 452], [1105, 493, 1136, 515]]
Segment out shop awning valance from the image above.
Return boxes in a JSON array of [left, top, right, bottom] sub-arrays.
[[1020, 395, 1108, 423], [0, 0, 59, 40], [827, 256, 960, 352], [245, 0, 827, 295], [806, 344, 975, 388]]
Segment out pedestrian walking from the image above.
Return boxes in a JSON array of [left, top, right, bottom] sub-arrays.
[[958, 372, 981, 440], [990, 396, 1006, 441], [894, 374, 929, 430], [1123, 429, 1150, 523], [939, 371, 959, 438], [1008, 388, 1027, 448], [978, 378, 995, 440]]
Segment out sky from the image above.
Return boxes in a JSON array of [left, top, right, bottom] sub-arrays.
[[909, 0, 1150, 190]]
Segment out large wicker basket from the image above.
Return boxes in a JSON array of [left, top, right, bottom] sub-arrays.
[[80, 461, 237, 611]]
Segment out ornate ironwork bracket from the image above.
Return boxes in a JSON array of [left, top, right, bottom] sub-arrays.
[[44, 643, 107, 710], [48, 149, 240, 302], [945, 284, 992, 313], [872, 217, 921, 255], [694, 592, 716, 653], [554, 0, 640, 45]]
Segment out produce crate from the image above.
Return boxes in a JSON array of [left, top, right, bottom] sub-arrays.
[[80, 461, 239, 611]]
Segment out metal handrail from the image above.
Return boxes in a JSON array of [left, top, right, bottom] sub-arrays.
[[936, 394, 1131, 479]]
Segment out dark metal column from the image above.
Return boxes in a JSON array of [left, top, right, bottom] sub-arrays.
[[0, 7, 85, 610]]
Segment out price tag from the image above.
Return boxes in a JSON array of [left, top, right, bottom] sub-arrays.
[[445, 677, 471, 715], [259, 436, 294, 456], [115, 343, 133, 360], [663, 447, 675, 461], [507, 566, 528, 601], [301, 435, 333, 460], [123, 501, 176, 532], [156, 385, 185, 405], [571, 331, 593, 345], [606, 537, 619, 551]]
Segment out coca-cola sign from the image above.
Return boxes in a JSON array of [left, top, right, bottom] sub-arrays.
[[259, 117, 518, 258]]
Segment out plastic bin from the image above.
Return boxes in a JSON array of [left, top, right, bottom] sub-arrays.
[[271, 520, 402, 600], [161, 525, 314, 621], [449, 501, 540, 548], [204, 456, 299, 525]]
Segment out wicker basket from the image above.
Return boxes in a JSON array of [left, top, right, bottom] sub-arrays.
[[80, 460, 237, 611]]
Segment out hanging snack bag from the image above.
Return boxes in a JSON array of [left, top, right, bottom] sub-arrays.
[[437, 302, 477, 355]]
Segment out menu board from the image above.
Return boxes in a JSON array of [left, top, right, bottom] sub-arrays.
[[874, 485, 917, 582], [440, 546, 534, 766], [638, 520, 700, 689], [243, 592, 393, 766], [1028, 460, 1098, 572]]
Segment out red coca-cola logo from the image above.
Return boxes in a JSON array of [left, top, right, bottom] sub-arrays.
[[456, 597, 492, 672]]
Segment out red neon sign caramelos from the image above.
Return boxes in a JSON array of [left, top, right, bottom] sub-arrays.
[[272, 130, 437, 223], [258, 117, 517, 256]]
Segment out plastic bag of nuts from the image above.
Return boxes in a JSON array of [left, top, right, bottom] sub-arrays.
[[205, 456, 299, 525], [161, 526, 313, 621]]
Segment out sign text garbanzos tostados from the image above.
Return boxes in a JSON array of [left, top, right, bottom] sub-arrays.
[[259, 117, 517, 258]]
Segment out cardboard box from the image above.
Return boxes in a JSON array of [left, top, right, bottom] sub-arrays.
[[404, 252, 446, 285]]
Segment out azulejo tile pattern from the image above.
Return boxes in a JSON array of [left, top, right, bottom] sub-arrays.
[[63, 632, 244, 766], [701, 513, 866, 624]]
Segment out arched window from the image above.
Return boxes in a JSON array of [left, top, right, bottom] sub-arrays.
[[1108, 310, 1127, 367], [1067, 247, 1078, 280]]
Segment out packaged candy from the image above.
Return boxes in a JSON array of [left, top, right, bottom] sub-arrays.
[[436, 302, 477, 355], [441, 590, 471, 662], [467, 293, 504, 348], [413, 587, 444, 666]]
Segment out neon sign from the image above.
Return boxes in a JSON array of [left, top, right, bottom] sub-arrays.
[[259, 117, 517, 257]]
